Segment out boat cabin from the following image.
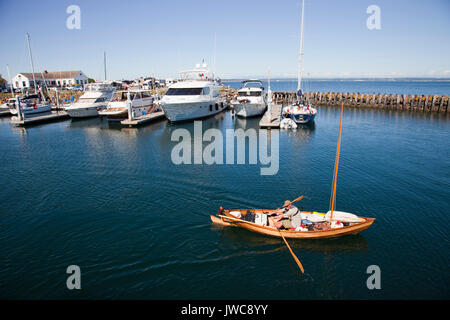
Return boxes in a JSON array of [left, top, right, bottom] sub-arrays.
[[114, 90, 153, 101], [238, 80, 264, 97]]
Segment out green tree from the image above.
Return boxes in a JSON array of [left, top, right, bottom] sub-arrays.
[[0, 74, 6, 88], [88, 78, 95, 83]]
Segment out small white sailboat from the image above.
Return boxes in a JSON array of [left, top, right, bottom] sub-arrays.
[[10, 33, 51, 117], [9, 93, 51, 116], [159, 62, 226, 122], [282, 0, 317, 124], [231, 80, 267, 118]]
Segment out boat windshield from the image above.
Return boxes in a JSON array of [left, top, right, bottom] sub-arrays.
[[238, 91, 262, 97], [166, 88, 203, 96], [243, 81, 263, 89]]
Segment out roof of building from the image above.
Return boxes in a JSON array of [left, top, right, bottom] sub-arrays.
[[16, 71, 84, 80]]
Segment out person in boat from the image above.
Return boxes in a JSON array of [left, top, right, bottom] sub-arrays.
[[268, 200, 302, 230]]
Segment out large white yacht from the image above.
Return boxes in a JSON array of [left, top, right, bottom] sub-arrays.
[[231, 80, 267, 118], [159, 62, 226, 122], [99, 89, 158, 121], [65, 82, 116, 118]]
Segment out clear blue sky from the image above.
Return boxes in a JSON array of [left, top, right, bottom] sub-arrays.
[[1, 0, 449, 80]]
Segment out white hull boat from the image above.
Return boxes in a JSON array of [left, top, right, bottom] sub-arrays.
[[282, 0, 317, 125], [99, 89, 157, 121], [231, 80, 267, 118], [160, 62, 226, 122], [10, 103, 51, 116], [161, 99, 226, 122], [65, 83, 116, 118]]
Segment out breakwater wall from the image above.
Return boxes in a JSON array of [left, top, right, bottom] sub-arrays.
[[223, 88, 449, 112], [273, 92, 449, 112]]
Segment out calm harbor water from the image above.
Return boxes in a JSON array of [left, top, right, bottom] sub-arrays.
[[0, 105, 449, 299], [223, 79, 450, 96]]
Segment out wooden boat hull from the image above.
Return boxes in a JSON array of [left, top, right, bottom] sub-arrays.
[[211, 209, 375, 239]]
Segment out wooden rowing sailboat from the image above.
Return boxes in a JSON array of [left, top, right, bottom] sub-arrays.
[[211, 102, 375, 240], [211, 209, 375, 239]]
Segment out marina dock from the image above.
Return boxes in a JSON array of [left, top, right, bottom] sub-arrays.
[[259, 104, 282, 128], [10, 111, 70, 126], [120, 111, 165, 127]]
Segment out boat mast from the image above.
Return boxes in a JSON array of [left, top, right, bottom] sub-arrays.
[[6, 64, 13, 97], [267, 70, 272, 119], [297, 0, 305, 95], [329, 102, 344, 221], [26, 33, 37, 94]]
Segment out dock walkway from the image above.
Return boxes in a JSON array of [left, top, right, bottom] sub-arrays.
[[259, 104, 283, 128], [120, 111, 165, 127], [10, 111, 69, 126]]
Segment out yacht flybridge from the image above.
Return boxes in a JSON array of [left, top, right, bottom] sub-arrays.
[[159, 62, 226, 122], [65, 82, 116, 118], [231, 80, 267, 118]]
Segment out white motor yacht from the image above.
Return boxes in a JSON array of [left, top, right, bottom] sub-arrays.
[[159, 62, 226, 122], [99, 89, 158, 121], [231, 80, 267, 118], [65, 83, 116, 118]]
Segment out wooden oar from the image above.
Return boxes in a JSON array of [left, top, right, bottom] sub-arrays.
[[275, 224, 305, 274], [290, 195, 304, 204], [218, 214, 305, 274], [266, 195, 304, 216]]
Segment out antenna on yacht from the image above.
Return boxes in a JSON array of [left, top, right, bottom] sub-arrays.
[[297, 0, 305, 102], [25, 33, 37, 94], [267, 70, 272, 119], [213, 32, 217, 79], [104, 51, 107, 81]]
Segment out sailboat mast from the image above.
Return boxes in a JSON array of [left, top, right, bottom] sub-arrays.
[[297, 0, 305, 93], [26, 33, 37, 94], [6, 64, 13, 97], [329, 102, 344, 221]]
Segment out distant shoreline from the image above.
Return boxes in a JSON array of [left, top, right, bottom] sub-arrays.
[[222, 78, 450, 82]]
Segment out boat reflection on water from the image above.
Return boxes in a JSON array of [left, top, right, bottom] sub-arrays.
[[213, 224, 369, 253], [233, 116, 260, 130], [68, 116, 107, 128]]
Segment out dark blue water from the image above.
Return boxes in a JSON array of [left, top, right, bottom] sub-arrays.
[[0, 106, 449, 299], [223, 79, 450, 96]]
